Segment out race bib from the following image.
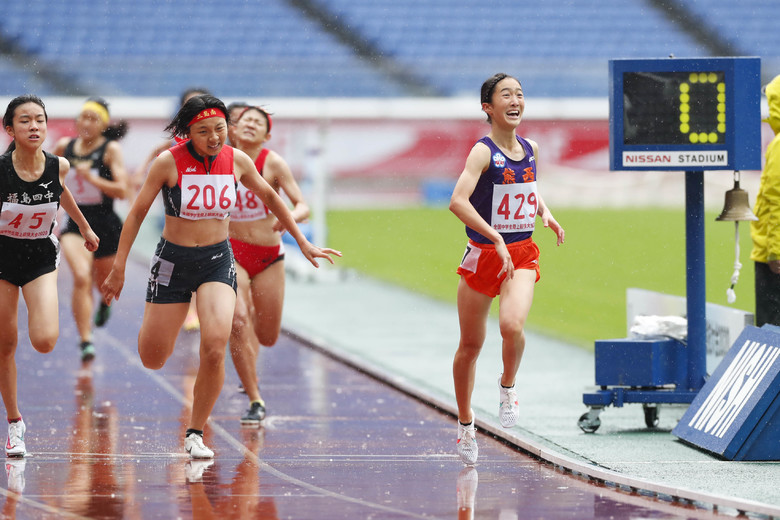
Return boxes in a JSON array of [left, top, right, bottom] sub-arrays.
[[0, 201, 58, 239], [64, 165, 103, 205], [148, 255, 174, 287], [459, 243, 482, 273], [231, 183, 268, 222], [180, 174, 236, 220], [491, 182, 537, 233]]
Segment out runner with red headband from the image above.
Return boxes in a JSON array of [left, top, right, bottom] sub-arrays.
[[227, 106, 307, 425], [100, 94, 341, 459]]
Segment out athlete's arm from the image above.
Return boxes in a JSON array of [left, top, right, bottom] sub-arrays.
[[449, 142, 513, 279], [266, 150, 310, 232], [528, 140, 564, 246], [101, 152, 172, 303], [57, 157, 99, 252], [234, 150, 340, 267]]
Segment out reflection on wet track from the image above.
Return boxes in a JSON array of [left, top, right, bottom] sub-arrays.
[[3, 263, 728, 519]]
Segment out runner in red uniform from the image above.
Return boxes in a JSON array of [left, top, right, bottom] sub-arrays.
[[228, 106, 310, 425], [100, 95, 340, 459]]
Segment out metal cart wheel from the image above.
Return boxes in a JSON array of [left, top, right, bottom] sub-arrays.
[[643, 404, 659, 428], [578, 409, 602, 433]]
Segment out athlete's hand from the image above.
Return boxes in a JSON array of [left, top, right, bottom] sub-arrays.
[[100, 266, 125, 305], [298, 240, 342, 268], [81, 228, 100, 252], [496, 241, 513, 280], [770, 259, 780, 275], [542, 213, 565, 246]]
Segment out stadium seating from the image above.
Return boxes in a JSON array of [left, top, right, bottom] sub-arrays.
[[0, 0, 778, 98]]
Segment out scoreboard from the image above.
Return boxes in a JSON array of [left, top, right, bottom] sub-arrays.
[[609, 57, 762, 171]]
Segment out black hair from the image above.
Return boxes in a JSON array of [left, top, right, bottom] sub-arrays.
[[480, 73, 521, 123], [165, 94, 228, 139], [236, 105, 273, 130], [3, 94, 48, 153], [82, 96, 128, 141], [179, 87, 212, 108], [3, 94, 47, 129], [227, 101, 249, 114]]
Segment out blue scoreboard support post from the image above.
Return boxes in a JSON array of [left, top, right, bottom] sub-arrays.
[[578, 56, 762, 433], [685, 170, 707, 392]]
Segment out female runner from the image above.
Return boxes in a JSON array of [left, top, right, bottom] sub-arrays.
[[100, 95, 340, 459], [228, 106, 309, 424], [0, 95, 99, 457], [53, 98, 129, 362], [450, 74, 565, 465]]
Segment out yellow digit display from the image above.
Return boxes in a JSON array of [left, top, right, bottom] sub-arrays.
[[623, 71, 726, 145]]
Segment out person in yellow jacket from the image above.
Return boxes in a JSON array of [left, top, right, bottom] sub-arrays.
[[751, 73, 780, 326]]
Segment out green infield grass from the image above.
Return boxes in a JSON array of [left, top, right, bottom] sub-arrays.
[[326, 207, 756, 350]]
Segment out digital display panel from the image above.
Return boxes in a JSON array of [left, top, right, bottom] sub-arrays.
[[623, 71, 726, 146], [609, 57, 762, 171]]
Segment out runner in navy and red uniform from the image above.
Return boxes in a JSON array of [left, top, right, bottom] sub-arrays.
[[100, 94, 340, 461], [450, 74, 565, 465], [228, 106, 311, 425], [0, 95, 99, 458]]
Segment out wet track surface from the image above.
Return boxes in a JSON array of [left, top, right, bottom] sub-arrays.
[[2, 262, 732, 519]]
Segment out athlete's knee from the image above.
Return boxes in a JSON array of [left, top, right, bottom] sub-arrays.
[[256, 329, 279, 347], [199, 341, 227, 368], [30, 332, 57, 354], [499, 317, 526, 341]]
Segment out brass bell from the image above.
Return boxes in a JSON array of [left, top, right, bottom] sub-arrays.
[[716, 173, 758, 222]]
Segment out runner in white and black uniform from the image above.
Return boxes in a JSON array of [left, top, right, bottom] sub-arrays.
[[0, 95, 99, 458]]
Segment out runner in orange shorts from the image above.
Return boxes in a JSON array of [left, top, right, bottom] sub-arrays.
[[449, 73, 565, 465]]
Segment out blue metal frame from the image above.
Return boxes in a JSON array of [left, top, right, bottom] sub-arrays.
[[583, 57, 762, 421]]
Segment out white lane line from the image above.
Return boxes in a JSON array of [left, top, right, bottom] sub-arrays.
[[100, 330, 431, 519]]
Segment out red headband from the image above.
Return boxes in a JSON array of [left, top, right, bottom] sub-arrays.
[[188, 108, 226, 127]]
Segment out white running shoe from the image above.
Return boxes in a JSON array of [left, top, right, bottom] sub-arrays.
[[185, 459, 214, 483], [5, 420, 25, 458], [185, 432, 214, 459], [456, 466, 479, 510], [457, 415, 478, 465], [5, 458, 25, 493], [498, 375, 519, 428]]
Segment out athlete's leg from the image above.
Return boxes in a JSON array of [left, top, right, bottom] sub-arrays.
[[21, 270, 60, 354], [496, 269, 536, 387], [229, 265, 263, 403], [453, 277, 492, 424], [190, 282, 236, 430], [137, 301, 189, 369], [0, 281, 20, 419], [61, 233, 95, 344], [249, 261, 285, 347]]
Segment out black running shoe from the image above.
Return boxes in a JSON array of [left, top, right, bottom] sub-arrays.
[[94, 302, 111, 327], [240, 401, 266, 425], [80, 341, 95, 362]]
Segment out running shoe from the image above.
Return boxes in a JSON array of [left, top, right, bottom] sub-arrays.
[[457, 415, 478, 465], [498, 375, 519, 428], [94, 301, 111, 327], [185, 459, 214, 483], [456, 466, 478, 511], [240, 401, 266, 425], [5, 458, 25, 493], [5, 420, 25, 458], [80, 341, 95, 363], [185, 432, 214, 459]]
